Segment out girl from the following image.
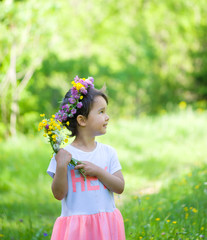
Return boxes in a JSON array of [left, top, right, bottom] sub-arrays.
[[47, 76, 125, 240]]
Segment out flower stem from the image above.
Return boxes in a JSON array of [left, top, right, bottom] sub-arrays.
[[70, 158, 86, 181]]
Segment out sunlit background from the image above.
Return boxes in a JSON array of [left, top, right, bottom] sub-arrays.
[[0, 0, 207, 239]]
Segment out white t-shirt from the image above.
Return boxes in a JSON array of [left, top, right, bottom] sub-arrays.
[[47, 142, 122, 217]]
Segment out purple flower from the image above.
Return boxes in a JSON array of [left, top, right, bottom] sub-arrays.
[[77, 102, 83, 108], [74, 75, 79, 82], [74, 94, 80, 99], [88, 76, 94, 83], [45, 124, 49, 130], [71, 109, 77, 115], [68, 98, 76, 104], [80, 87, 87, 95], [62, 113, 68, 121], [71, 87, 78, 96], [43, 232, 48, 237]]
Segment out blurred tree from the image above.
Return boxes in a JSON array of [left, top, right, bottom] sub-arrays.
[[0, 0, 60, 136]]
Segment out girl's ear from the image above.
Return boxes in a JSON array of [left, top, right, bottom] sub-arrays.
[[77, 115, 87, 127]]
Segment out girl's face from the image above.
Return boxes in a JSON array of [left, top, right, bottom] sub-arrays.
[[85, 96, 109, 137]]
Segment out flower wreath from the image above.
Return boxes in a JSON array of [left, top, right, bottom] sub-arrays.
[[55, 76, 94, 124]]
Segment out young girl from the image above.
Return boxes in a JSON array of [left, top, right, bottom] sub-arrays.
[[47, 76, 125, 240]]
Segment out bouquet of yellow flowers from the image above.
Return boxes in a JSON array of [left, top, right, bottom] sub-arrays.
[[38, 114, 86, 180]]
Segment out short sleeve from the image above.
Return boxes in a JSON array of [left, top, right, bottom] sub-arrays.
[[109, 148, 122, 174], [47, 154, 57, 178]]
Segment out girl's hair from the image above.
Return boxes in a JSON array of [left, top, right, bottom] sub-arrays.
[[60, 87, 108, 137]]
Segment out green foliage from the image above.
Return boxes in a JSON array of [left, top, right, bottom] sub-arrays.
[[1, 0, 207, 135]]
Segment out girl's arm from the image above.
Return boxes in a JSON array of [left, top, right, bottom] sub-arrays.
[[51, 149, 72, 200], [75, 162, 125, 194]]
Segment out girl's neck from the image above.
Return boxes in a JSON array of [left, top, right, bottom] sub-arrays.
[[71, 135, 96, 152]]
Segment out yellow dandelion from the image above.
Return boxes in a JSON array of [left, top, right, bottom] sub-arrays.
[[192, 208, 198, 213], [139, 237, 143, 239], [195, 185, 200, 189], [66, 121, 70, 126], [201, 227, 204, 231], [184, 207, 188, 211], [167, 220, 171, 223], [146, 197, 150, 200], [48, 131, 52, 135], [155, 218, 160, 221], [40, 113, 45, 117], [43, 134, 47, 137], [82, 78, 86, 80], [124, 219, 129, 222], [172, 221, 177, 224], [185, 213, 189, 219], [80, 96, 83, 100], [64, 139, 68, 143], [52, 115, 56, 118]]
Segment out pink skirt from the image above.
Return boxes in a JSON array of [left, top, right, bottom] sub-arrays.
[[51, 209, 125, 240]]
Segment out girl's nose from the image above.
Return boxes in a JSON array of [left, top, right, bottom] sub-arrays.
[[106, 114, 109, 121]]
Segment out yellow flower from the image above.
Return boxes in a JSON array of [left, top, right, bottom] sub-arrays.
[[66, 121, 70, 126], [192, 208, 198, 213], [195, 185, 200, 189], [80, 96, 83, 100], [0, 234, 4, 237], [139, 237, 143, 239], [40, 113, 45, 117], [52, 115, 56, 118], [184, 207, 188, 212], [201, 227, 204, 231], [155, 218, 160, 221], [48, 131, 52, 135], [185, 213, 189, 219], [43, 133, 47, 137], [82, 78, 86, 80], [172, 221, 177, 224], [124, 218, 129, 222], [179, 101, 187, 110], [167, 220, 171, 223], [64, 139, 68, 143]]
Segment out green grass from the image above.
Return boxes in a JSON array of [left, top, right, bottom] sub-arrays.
[[0, 109, 207, 239]]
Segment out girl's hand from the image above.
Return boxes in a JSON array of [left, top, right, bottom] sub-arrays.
[[55, 149, 72, 167], [74, 161, 99, 177]]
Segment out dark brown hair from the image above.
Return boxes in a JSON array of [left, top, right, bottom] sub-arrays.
[[60, 87, 108, 137]]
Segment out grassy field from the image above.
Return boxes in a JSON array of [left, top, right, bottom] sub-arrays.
[[0, 109, 207, 239]]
